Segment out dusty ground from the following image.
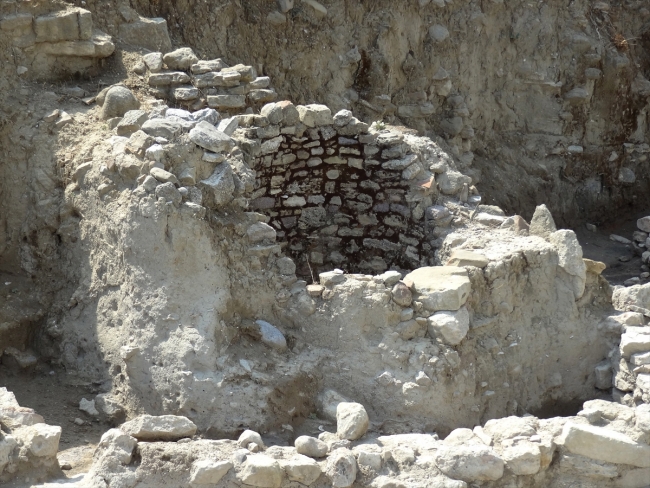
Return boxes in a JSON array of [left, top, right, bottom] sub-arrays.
[[0, 370, 111, 477], [576, 211, 647, 286]]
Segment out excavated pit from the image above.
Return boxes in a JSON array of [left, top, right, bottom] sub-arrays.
[[0, 1, 649, 487]]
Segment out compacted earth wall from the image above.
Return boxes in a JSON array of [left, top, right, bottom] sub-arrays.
[[0, 2, 648, 488]]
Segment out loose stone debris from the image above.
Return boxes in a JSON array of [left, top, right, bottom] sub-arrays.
[[0, 2, 649, 488]]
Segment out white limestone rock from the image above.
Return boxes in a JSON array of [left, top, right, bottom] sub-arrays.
[[120, 415, 197, 441], [403, 266, 471, 312], [427, 307, 470, 346], [336, 402, 369, 441]]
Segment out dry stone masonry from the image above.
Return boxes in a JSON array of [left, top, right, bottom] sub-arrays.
[[0, 4, 649, 488], [0, 6, 114, 79]]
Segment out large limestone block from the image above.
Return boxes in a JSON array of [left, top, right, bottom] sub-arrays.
[[500, 440, 541, 475], [101, 86, 140, 119], [428, 307, 470, 345], [198, 163, 235, 209], [35, 10, 81, 42], [190, 121, 234, 153], [295, 436, 328, 458], [15, 423, 61, 457], [238, 454, 283, 488], [446, 250, 488, 268], [613, 283, 650, 312], [283, 455, 322, 485], [336, 402, 369, 440], [0, 434, 17, 472], [163, 47, 198, 70], [142, 119, 182, 140], [96, 428, 137, 464], [297, 104, 333, 127], [558, 422, 650, 468], [620, 328, 650, 358], [550, 229, 587, 298], [482, 416, 538, 443], [120, 415, 197, 441], [325, 448, 357, 488], [403, 267, 471, 312], [118, 17, 172, 52], [434, 444, 504, 482], [190, 460, 232, 485]]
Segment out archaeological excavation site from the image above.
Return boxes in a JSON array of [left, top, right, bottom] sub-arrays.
[[2, 0, 650, 486]]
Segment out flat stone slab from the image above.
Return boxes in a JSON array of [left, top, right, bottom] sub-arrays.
[[403, 266, 471, 312], [446, 250, 489, 268], [559, 422, 650, 468], [120, 414, 197, 441]]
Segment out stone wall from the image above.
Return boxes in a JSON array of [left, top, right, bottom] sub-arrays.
[[0, 6, 114, 79], [139, 48, 479, 276], [244, 106, 474, 275]]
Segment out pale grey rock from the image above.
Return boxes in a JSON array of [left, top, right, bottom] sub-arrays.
[[297, 104, 333, 127], [163, 47, 198, 70], [392, 282, 412, 307], [217, 117, 239, 135], [141, 118, 182, 139], [120, 414, 197, 441], [238, 429, 265, 449], [95, 393, 124, 418], [594, 361, 613, 390], [549, 229, 587, 298], [276, 257, 296, 275], [429, 24, 450, 42], [333, 109, 353, 127], [155, 182, 182, 206], [148, 71, 191, 86], [118, 17, 172, 52], [337, 402, 369, 440], [620, 328, 650, 358], [403, 267, 471, 312], [79, 398, 99, 416], [320, 269, 345, 286], [378, 270, 402, 286], [238, 454, 283, 487], [192, 108, 220, 125], [198, 163, 235, 208], [145, 144, 164, 163], [500, 440, 541, 475], [255, 320, 287, 351], [116, 109, 148, 136], [150, 167, 179, 185], [325, 448, 357, 488], [428, 307, 470, 346], [143, 52, 163, 72], [295, 435, 328, 458], [95, 428, 137, 465], [101, 86, 140, 119], [558, 422, 650, 468], [435, 444, 504, 482], [638, 216, 650, 233], [247, 222, 277, 243], [438, 170, 471, 195], [14, 423, 61, 457], [283, 454, 322, 485], [357, 450, 382, 471], [189, 121, 234, 152], [190, 59, 227, 74], [564, 87, 590, 104], [619, 167, 636, 184], [529, 204, 557, 239], [190, 460, 232, 485]]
